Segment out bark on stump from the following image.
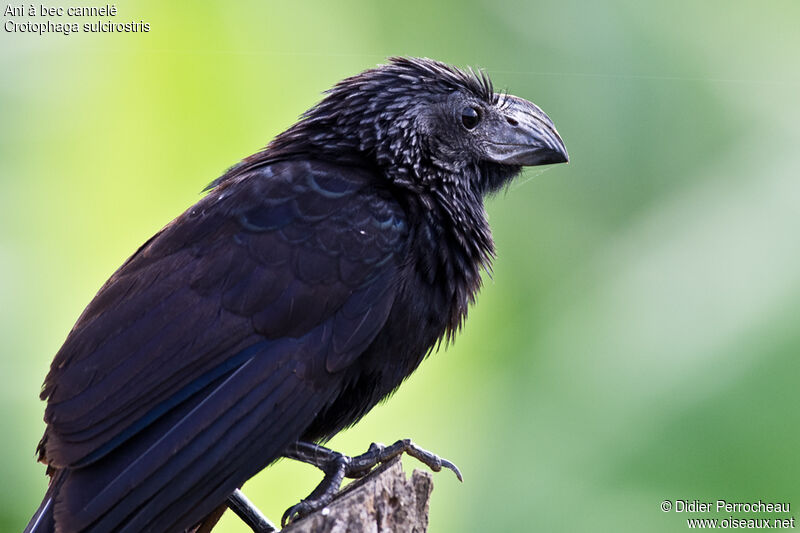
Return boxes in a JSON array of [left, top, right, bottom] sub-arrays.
[[282, 457, 434, 533]]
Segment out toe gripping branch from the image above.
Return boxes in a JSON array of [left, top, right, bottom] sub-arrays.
[[281, 439, 462, 527], [226, 439, 461, 531]]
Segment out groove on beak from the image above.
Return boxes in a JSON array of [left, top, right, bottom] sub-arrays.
[[485, 95, 568, 166]]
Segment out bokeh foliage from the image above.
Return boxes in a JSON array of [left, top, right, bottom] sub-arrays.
[[2, 1, 799, 531]]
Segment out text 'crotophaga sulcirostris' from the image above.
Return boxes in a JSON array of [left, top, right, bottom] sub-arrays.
[[25, 57, 567, 533]]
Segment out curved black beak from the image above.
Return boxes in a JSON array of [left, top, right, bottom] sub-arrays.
[[485, 95, 568, 166]]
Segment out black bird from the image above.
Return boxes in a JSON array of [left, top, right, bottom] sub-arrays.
[[24, 57, 567, 533]]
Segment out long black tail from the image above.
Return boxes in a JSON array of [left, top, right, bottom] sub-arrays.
[[22, 473, 229, 533]]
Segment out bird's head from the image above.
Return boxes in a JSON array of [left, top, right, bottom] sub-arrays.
[[276, 57, 568, 195]]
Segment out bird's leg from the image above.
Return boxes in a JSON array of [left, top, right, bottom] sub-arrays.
[[281, 439, 462, 526], [226, 489, 277, 533]]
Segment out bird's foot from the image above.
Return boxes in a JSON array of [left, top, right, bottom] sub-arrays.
[[281, 439, 461, 527]]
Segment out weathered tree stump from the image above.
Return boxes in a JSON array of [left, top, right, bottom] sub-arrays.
[[282, 457, 434, 533]]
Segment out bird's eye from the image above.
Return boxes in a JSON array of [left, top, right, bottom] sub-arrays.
[[461, 106, 480, 130]]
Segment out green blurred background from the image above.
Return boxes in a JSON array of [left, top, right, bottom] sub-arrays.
[[2, 1, 799, 531]]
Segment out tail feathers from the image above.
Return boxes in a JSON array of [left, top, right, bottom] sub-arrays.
[[24, 496, 55, 533], [22, 495, 227, 533]]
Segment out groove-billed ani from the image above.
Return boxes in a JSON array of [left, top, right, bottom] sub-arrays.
[[24, 57, 567, 533]]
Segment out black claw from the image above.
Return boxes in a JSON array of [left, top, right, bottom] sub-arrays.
[[282, 496, 332, 527], [281, 505, 296, 528], [282, 501, 307, 528], [281, 509, 292, 528], [440, 458, 463, 481]]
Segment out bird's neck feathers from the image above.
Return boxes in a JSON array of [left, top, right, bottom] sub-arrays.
[[265, 81, 430, 182], [418, 175, 496, 340]]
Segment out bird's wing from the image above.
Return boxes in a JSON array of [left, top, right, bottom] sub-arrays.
[[38, 159, 408, 532]]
